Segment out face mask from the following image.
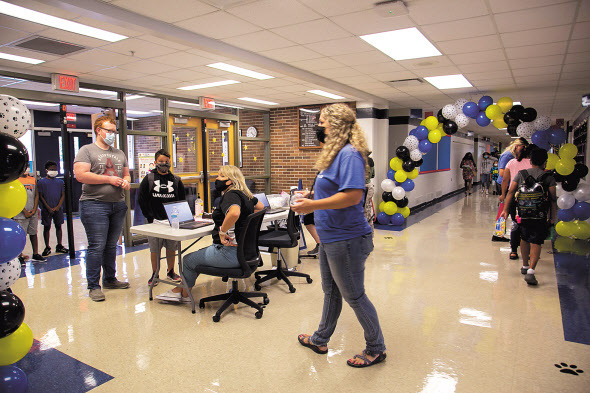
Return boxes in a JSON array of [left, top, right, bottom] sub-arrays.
[[47, 170, 58, 178], [314, 125, 326, 144], [102, 131, 116, 146], [215, 179, 231, 192], [156, 163, 170, 173]]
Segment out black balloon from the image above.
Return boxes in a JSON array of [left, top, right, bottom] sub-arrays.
[[562, 176, 579, 192], [552, 170, 566, 183], [443, 120, 458, 135], [510, 105, 525, 120], [402, 160, 415, 172], [0, 133, 29, 184], [382, 192, 394, 202], [396, 146, 410, 160], [0, 291, 25, 339], [572, 163, 589, 179], [503, 111, 520, 126], [394, 196, 409, 208], [507, 124, 518, 137], [437, 109, 445, 123], [413, 158, 424, 167], [521, 107, 537, 122]]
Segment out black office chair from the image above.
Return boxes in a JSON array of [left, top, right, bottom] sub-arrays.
[[254, 209, 313, 293], [196, 210, 268, 322]]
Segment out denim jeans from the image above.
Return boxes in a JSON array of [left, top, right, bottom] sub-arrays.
[[182, 244, 239, 287], [311, 233, 386, 354], [80, 200, 127, 290]]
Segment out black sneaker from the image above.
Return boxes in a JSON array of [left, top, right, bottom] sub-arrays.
[[521, 266, 529, 275], [41, 246, 51, 257], [167, 270, 181, 282], [55, 244, 69, 254], [307, 244, 319, 256], [18, 255, 26, 265], [32, 254, 47, 262], [524, 273, 538, 285], [148, 272, 159, 287], [102, 279, 130, 289]]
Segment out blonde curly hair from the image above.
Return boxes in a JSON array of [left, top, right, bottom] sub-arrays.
[[314, 103, 370, 176], [218, 165, 253, 199]]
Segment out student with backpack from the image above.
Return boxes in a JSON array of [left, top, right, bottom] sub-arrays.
[[501, 148, 557, 286]]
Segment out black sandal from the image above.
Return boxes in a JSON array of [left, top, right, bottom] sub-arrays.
[[298, 334, 328, 354], [347, 350, 387, 368], [509, 252, 519, 260]]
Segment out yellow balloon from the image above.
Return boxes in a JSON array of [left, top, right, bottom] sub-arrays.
[[424, 116, 439, 131], [379, 201, 386, 212], [428, 129, 442, 144], [555, 158, 576, 176], [555, 221, 575, 237], [390, 157, 402, 171], [574, 220, 590, 240], [407, 168, 419, 179], [493, 117, 507, 129], [497, 97, 513, 113], [399, 206, 411, 218], [559, 143, 578, 160], [437, 123, 444, 132], [0, 180, 27, 218], [420, 119, 427, 126], [394, 170, 407, 183], [546, 153, 559, 170], [383, 201, 398, 215], [554, 236, 575, 253], [485, 104, 502, 120], [0, 323, 33, 366]]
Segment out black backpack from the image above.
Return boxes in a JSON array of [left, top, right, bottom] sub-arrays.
[[515, 170, 551, 220]]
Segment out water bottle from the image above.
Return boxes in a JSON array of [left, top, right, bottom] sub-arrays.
[[170, 206, 180, 230], [195, 193, 204, 219]]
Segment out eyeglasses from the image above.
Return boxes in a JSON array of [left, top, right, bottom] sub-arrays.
[[99, 126, 118, 134]]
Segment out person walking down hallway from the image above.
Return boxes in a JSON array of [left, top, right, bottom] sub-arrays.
[[460, 153, 477, 195], [291, 103, 386, 368], [74, 116, 131, 302]]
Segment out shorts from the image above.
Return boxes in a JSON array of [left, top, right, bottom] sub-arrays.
[[147, 236, 179, 253], [519, 220, 549, 245], [15, 213, 38, 236], [41, 208, 64, 227], [303, 211, 315, 226]]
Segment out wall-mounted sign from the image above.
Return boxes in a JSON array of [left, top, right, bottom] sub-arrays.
[[66, 112, 77, 128], [298, 106, 322, 149], [219, 120, 231, 128], [174, 117, 188, 124], [199, 96, 215, 110], [51, 73, 79, 93]]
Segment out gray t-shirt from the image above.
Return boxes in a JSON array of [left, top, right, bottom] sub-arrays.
[[74, 143, 128, 202], [513, 167, 556, 188]]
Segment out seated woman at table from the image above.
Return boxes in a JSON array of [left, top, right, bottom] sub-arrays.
[[155, 165, 264, 302]]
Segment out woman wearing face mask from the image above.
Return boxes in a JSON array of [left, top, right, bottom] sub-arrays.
[[73, 116, 131, 302], [138, 149, 186, 286], [155, 165, 264, 302]]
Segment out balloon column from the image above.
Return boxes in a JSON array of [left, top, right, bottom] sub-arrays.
[[377, 95, 565, 228], [0, 95, 33, 393]]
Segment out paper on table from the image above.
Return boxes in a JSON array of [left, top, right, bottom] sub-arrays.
[[153, 219, 170, 225]]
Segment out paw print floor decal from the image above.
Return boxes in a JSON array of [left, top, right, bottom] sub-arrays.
[[555, 363, 584, 376]]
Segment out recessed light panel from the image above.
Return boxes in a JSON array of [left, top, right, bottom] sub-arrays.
[[238, 97, 279, 106], [177, 80, 240, 90], [360, 27, 441, 61], [0, 52, 44, 64], [307, 90, 345, 100], [424, 74, 473, 89], [207, 63, 273, 80]]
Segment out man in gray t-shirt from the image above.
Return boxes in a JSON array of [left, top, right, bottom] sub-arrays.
[[74, 143, 128, 202]]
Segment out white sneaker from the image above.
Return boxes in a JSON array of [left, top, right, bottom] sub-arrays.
[[155, 289, 192, 303]]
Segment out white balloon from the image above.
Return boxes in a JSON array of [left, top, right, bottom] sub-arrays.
[[574, 183, 590, 202], [392, 186, 406, 200], [0, 95, 32, 138], [404, 135, 419, 151], [454, 98, 469, 114], [381, 179, 395, 192], [557, 193, 576, 210], [455, 113, 470, 129], [442, 104, 458, 120], [533, 115, 551, 131], [410, 148, 423, 161], [516, 122, 534, 139], [0, 258, 21, 291]]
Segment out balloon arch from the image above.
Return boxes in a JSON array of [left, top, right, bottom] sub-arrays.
[[377, 95, 589, 237]]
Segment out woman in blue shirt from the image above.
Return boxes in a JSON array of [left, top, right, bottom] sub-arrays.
[[292, 103, 386, 368]]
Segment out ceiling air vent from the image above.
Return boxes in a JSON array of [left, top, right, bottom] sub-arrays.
[[11, 36, 86, 56], [386, 78, 424, 87]]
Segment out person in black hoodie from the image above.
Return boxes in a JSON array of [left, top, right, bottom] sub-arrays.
[[138, 149, 185, 286]]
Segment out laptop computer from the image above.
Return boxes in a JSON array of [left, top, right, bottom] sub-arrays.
[[163, 200, 212, 229], [253, 193, 288, 214]]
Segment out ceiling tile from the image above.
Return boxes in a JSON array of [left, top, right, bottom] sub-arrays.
[[150, 51, 213, 67], [568, 38, 590, 53], [470, 77, 514, 85], [174, 11, 261, 40], [408, 0, 489, 25], [458, 61, 510, 73], [86, 67, 147, 80], [564, 51, 590, 63], [0, 26, 30, 46], [371, 71, 418, 82], [222, 30, 295, 52], [36, 58, 108, 74], [463, 69, 513, 80], [421, 16, 496, 42], [500, 25, 571, 47], [304, 37, 374, 57], [0, 15, 46, 33], [515, 73, 560, 83], [259, 46, 323, 63], [414, 66, 463, 78], [140, 35, 192, 51], [562, 62, 590, 72], [288, 57, 344, 71], [225, 0, 322, 29], [509, 55, 564, 69], [512, 65, 562, 76], [74, 16, 141, 38], [329, 10, 415, 36], [578, 0, 590, 22], [436, 35, 502, 55], [331, 74, 376, 84], [489, 0, 574, 13], [99, 38, 178, 59], [449, 49, 506, 65], [311, 67, 363, 78], [67, 48, 137, 67], [118, 60, 180, 74], [331, 50, 392, 66], [185, 48, 229, 62], [494, 2, 577, 33], [571, 21, 590, 39], [396, 55, 454, 69], [505, 41, 567, 59], [297, 0, 378, 18], [351, 61, 406, 74], [33, 27, 107, 49], [271, 19, 351, 44], [111, 0, 216, 23]]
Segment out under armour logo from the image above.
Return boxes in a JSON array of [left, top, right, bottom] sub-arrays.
[[153, 180, 174, 192]]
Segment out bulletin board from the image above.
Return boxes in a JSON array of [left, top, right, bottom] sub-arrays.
[[298, 106, 322, 149], [419, 145, 437, 173], [437, 135, 451, 171]]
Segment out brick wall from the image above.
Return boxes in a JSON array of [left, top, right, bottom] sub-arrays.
[[239, 110, 266, 178]]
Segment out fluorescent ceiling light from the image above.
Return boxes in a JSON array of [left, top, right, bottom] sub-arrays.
[[0, 1, 127, 42], [307, 90, 345, 100], [126, 110, 149, 115], [79, 88, 117, 96], [424, 74, 472, 89], [170, 100, 200, 107], [125, 95, 144, 101], [238, 97, 279, 106], [127, 117, 138, 121], [150, 110, 163, 113], [177, 80, 240, 90], [21, 100, 58, 107], [360, 27, 441, 61], [216, 103, 243, 109], [0, 52, 44, 65], [207, 63, 273, 80]]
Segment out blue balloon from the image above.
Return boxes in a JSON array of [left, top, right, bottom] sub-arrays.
[[401, 179, 415, 192], [476, 111, 491, 127], [549, 128, 566, 145], [390, 213, 405, 226], [377, 212, 390, 225], [573, 201, 590, 221], [409, 128, 417, 137], [418, 139, 432, 154], [463, 101, 479, 118], [558, 207, 576, 222], [531, 130, 550, 150], [478, 95, 493, 111], [415, 125, 429, 141], [387, 169, 396, 181], [0, 217, 26, 264], [0, 366, 28, 393]]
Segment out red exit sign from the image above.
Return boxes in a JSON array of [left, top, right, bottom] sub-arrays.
[[51, 73, 79, 93], [199, 96, 215, 110]]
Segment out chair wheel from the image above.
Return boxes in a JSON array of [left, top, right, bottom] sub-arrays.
[[192, 310, 196, 314], [199, 301, 205, 309], [289, 287, 296, 293], [263, 297, 269, 305], [212, 315, 220, 322], [149, 297, 153, 301], [255, 311, 263, 319], [306, 277, 313, 284], [254, 283, 261, 291]]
